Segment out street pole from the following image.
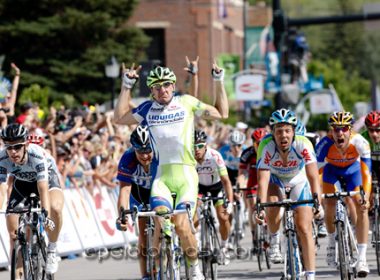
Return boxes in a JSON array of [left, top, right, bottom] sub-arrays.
[[111, 78, 115, 110]]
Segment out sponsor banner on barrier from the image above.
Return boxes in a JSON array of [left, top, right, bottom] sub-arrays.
[[0, 184, 139, 267], [83, 187, 126, 247], [57, 199, 83, 255], [63, 188, 104, 249]]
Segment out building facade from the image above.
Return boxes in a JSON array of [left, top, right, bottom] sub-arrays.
[[127, 0, 244, 101]]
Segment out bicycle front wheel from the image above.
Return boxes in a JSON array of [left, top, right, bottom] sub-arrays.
[[21, 242, 33, 280], [159, 237, 170, 280], [255, 223, 263, 271], [146, 226, 156, 280], [11, 240, 23, 280], [209, 224, 219, 280], [336, 221, 350, 280], [374, 206, 380, 276], [200, 217, 211, 279], [286, 232, 296, 280]]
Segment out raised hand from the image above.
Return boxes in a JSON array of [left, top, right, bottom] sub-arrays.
[[121, 63, 142, 89], [184, 56, 199, 75], [211, 60, 225, 81]]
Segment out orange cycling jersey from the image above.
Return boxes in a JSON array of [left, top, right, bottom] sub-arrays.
[[315, 131, 372, 192]]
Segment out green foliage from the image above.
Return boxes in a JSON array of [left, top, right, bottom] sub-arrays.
[[0, 0, 150, 108], [308, 61, 371, 112], [19, 84, 51, 108], [306, 59, 370, 130]]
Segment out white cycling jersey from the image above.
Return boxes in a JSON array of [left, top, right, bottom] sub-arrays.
[[0, 143, 50, 183], [196, 148, 228, 186], [257, 135, 316, 181], [132, 93, 207, 166]]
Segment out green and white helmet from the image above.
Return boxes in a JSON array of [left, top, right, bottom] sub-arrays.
[[146, 66, 177, 87]]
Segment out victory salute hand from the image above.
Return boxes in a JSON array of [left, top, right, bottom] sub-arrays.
[[184, 56, 199, 75], [121, 63, 142, 89]]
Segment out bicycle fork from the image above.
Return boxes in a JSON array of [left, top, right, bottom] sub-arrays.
[[283, 210, 303, 280]]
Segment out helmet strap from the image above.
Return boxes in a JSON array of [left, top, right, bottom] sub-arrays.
[[19, 145, 28, 165]]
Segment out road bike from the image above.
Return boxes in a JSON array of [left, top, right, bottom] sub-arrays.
[[123, 201, 196, 280], [247, 193, 270, 272], [197, 193, 225, 279], [323, 181, 366, 280], [257, 187, 317, 280], [230, 185, 250, 257], [121, 203, 156, 280], [4, 193, 54, 280], [371, 177, 380, 276]]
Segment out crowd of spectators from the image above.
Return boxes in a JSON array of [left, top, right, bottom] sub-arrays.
[[0, 63, 328, 197]]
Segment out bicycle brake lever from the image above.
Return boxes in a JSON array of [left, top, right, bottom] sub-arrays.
[[120, 207, 126, 224]]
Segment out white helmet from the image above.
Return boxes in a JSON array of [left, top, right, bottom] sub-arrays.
[[228, 130, 246, 145]]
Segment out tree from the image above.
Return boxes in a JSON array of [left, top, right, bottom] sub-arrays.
[[0, 0, 150, 107]]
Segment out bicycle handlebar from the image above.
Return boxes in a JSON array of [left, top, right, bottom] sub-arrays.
[[120, 203, 197, 234], [322, 190, 360, 199], [257, 193, 318, 214]]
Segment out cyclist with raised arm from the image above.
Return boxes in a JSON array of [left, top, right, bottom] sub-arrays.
[[115, 125, 154, 280], [256, 109, 322, 280], [0, 124, 59, 277], [113, 58, 228, 280], [194, 129, 233, 265], [316, 111, 372, 277], [236, 127, 267, 252]]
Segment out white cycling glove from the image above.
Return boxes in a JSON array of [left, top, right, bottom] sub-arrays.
[[316, 204, 325, 220], [187, 63, 198, 75], [226, 202, 233, 215], [122, 71, 138, 89], [44, 217, 56, 231], [212, 69, 225, 81]]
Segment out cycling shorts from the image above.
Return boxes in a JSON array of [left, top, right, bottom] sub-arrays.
[[7, 175, 61, 210], [150, 164, 198, 215], [198, 181, 224, 207], [270, 172, 313, 209], [322, 161, 366, 193]]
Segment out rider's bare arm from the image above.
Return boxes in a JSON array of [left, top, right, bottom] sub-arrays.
[[257, 169, 271, 204], [305, 162, 321, 203], [37, 180, 50, 215], [114, 63, 141, 126], [220, 174, 233, 202]]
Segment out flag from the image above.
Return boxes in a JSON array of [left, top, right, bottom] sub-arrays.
[[218, 0, 227, 19]]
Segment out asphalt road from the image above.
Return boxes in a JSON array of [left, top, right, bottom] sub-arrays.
[[1, 227, 379, 280]]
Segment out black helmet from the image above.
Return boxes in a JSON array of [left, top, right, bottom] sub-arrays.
[[0, 123, 28, 142], [130, 125, 151, 152], [194, 129, 207, 144]]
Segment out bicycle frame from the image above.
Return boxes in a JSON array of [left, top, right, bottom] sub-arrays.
[[257, 189, 316, 280], [124, 203, 196, 280], [323, 190, 361, 280], [6, 195, 52, 280], [198, 193, 223, 280], [371, 178, 380, 275]]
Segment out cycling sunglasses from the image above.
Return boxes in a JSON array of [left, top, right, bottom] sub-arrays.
[[136, 148, 152, 154], [194, 143, 206, 149], [332, 126, 350, 133], [151, 82, 173, 91], [368, 127, 380, 133], [5, 142, 26, 151]]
